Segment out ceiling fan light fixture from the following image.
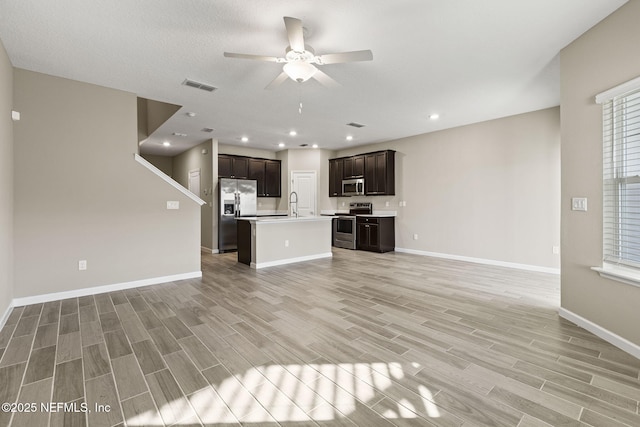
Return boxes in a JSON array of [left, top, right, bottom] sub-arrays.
[[283, 61, 317, 83]]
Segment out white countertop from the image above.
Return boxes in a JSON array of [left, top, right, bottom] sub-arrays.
[[238, 215, 335, 224], [320, 209, 397, 217]]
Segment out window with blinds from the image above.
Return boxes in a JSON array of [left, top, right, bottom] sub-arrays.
[[602, 86, 640, 268]]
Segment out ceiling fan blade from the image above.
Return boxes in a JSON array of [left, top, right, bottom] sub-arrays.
[[316, 50, 373, 65], [224, 52, 281, 62], [265, 71, 289, 90], [312, 69, 340, 88], [283, 16, 305, 51]]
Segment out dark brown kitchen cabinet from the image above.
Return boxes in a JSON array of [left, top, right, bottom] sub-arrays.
[[264, 160, 281, 197], [248, 158, 266, 193], [357, 216, 395, 253], [223, 155, 281, 197], [329, 158, 344, 197], [343, 155, 364, 178], [365, 150, 395, 195], [218, 155, 248, 179]]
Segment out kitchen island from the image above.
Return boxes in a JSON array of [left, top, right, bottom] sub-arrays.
[[237, 216, 334, 269]]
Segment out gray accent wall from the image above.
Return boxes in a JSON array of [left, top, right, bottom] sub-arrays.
[[0, 39, 13, 318], [337, 107, 561, 270], [13, 69, 201, 298], [561, 1, 640, 345]]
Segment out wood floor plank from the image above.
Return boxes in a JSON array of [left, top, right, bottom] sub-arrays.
[[111, 354, 148, 400], [145, 368, 197, 425], [120, 392, 163, 426], [56, 331, 81, 364], [163, 350, 209, 395], [103, 329, 133, 359], [84, 373, 124, 427], [131, 339, 167, 375], [53, 358, 84, 403], [23, 345, 56, 384], [82, 343, 111, 380]]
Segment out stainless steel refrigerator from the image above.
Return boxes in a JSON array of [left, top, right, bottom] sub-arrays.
[[218, 178, 257, 252]]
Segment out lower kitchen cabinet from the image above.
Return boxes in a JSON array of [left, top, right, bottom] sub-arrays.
[[356, 216, 395, 253]]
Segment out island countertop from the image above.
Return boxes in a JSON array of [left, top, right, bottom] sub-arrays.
[[237, 215, 335, 224]]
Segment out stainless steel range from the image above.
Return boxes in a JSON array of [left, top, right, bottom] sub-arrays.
[[332, 202, 372, 249]]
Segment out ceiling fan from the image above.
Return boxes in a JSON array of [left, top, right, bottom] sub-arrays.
[[224, 16, 373, 89]]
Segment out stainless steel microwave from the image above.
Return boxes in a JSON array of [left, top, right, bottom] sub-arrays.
[[342, 178, 365, 196]]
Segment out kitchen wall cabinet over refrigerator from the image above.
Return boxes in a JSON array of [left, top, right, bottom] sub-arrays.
[[218, 155, 248, 179], [219, 154, 281, 198]]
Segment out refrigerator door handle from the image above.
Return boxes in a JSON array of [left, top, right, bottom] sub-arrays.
[[235, 192, 240, 217]]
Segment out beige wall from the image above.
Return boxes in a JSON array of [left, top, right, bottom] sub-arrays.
[[13, 69, 201, 298], [561, 1, 640, 345], [337, 107, 561, 270], [0, 39, 13, 319], [172, 140, 214, 250], [141, 154, 173, 176]]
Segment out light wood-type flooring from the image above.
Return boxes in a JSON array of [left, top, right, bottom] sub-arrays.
[[0, 248, 639, 426]]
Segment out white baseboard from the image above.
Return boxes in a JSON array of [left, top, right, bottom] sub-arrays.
[[201, 246, 219, 254], [11, 271, 202, 307], [559, 308, 640, 360], [252, 252, 332, 269], [395, 247, 560, 275]]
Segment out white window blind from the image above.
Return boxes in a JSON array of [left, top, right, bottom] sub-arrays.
[[601, 86, 640, 268]]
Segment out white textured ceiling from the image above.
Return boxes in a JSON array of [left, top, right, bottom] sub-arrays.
[[0, 0, 627, 156]]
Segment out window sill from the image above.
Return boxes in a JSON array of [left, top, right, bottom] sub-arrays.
[[592, 264, 640, 288]]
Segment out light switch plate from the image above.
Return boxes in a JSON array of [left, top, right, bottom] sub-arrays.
[[571, 197, 587, 211], [167, 201, 180, 210]]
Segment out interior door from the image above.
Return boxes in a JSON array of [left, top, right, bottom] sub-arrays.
[[291, 171, 317, 217], [188, 169, 201, 198]]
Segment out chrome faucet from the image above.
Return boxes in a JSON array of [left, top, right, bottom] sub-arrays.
[[289, 191, 298, 218]]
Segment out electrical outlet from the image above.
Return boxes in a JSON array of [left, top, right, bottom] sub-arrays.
[[78, 260, 87, 271], [552, 246, 560, 254], [571, 197, 587, 211], [385, 201, 390, 207], [413, 234, 418, 240], [285, 240, 289, 247]]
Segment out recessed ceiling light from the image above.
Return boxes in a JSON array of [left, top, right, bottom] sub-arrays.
[[429, 113, 440, 120], [241, 136, 249, 143], [186, 112, 196, 117], [312, 144, 318, 149], [278, 142, 285, 148], [162, 141, 171, 147], [289, 130, 297, 137], [346, 135, 353, 141]]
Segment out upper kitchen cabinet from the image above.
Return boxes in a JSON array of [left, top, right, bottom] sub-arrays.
[[329, 158, 344, 197], [329, 150, 395, 197], [365, 150, 395, 195], [223, 155, 281, 197], [264, 160, 281, 197], [343, 155, 364, 179], [218, 154, 248, 179]]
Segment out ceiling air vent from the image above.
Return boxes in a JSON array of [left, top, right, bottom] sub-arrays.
[[182, 79, 217, 92], [201, 127, 215, 133], [347, 122, 365, 128]]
